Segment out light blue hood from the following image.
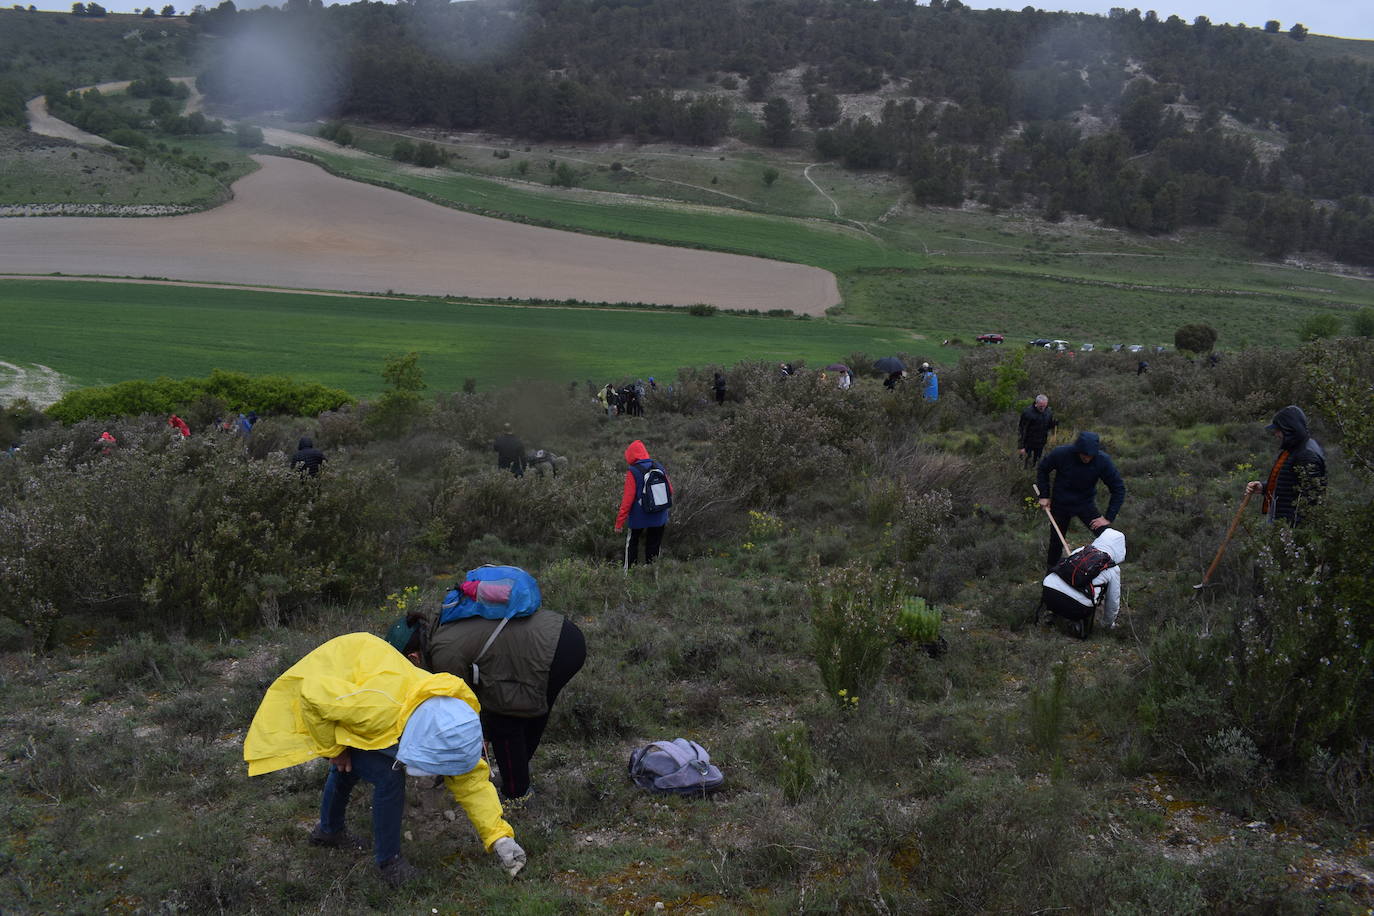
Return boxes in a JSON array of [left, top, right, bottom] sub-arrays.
[[397, 696, 483, 776]]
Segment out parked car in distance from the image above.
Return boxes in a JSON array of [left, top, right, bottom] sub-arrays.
[[1028, 338, 1054, 348], [976, 333, 1005, 344], [1050, 340, 1071, 351], [1080, 343, 1095, 352], [1126, 344, 1145, 353]]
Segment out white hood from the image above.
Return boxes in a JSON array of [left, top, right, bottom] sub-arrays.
[[1090, 527, 1126, 564]]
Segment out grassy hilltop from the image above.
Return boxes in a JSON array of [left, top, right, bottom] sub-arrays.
[[1, 342, 1372, 912]]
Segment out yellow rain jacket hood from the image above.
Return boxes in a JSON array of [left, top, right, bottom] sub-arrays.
[[243, 632, 513, 850]]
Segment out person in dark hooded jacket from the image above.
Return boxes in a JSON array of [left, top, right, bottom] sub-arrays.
[[493, 425, 525, 477], [291, 437, 327, 476], [614, 439, 672, 568], [1246, 405, 1326, 525], [1017, 395, 1056, 468], [1036, 431, 1126, 569]]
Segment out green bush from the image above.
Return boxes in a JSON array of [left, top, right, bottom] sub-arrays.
[[1297, 312, 1342, 342], [971, 348, 1028, 413], [1174, 322, 1219, 353], [46, 370, 353, 423]]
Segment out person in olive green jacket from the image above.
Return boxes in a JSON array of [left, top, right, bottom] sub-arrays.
[[392, 610, 586, 802]]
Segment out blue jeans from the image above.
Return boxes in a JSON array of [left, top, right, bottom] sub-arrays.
[[318, 748, 404, 866]]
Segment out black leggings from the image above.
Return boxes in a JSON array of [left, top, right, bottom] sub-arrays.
[[481, 617, 587, 800], [624, 525, 665, 568]]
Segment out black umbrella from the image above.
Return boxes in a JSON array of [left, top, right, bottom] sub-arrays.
[[824, 363, 851, 373], [873, 356, 906, 373]]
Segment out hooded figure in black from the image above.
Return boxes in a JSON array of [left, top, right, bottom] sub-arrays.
[[494, 424, 526, 477], [291, 437, 327, 476], [1036, 431, 1126, 569], [1246, 405, 1326, 525]]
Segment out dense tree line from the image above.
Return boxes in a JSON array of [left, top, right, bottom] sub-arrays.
[[193, 0, 1374, 265]]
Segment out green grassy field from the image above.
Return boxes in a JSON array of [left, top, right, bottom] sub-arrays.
[[0, 279, 933, 396], [0, 128, 230, 208], [298, 148, 914, 274]]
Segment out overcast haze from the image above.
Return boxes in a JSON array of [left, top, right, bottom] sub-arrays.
[[34, 0, 1374, 42], [959, 0, 1373, 41]]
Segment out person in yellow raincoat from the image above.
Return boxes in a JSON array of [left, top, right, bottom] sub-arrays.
[[243, 632, 526, 886]]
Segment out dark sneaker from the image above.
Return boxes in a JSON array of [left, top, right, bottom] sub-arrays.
[[309, 826, 367, 850], [378, 854, 420, 887]]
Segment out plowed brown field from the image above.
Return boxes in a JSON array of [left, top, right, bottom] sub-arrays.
[[0, 156, 839, 313]]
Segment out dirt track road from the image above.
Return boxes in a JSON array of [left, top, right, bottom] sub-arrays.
[[0, 156, 839, 313]]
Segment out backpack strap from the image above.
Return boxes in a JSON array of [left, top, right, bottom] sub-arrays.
[[470, 613, 515, 685]]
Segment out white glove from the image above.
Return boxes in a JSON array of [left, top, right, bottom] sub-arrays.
[[493, 836, 526, 877]]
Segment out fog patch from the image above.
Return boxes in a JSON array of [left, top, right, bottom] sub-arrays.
[[0, 362, 72, 408], [201, 15, 345, 119]]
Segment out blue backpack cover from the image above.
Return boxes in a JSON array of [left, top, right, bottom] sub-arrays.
[[439, 565, 542, 624]]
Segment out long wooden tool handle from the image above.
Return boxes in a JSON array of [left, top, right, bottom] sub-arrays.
[[1033, 484, 1072, 555], [1200, 489, 1254, 586]]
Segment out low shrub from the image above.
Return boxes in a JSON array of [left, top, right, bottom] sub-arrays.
[[809, 562, 901, 705]]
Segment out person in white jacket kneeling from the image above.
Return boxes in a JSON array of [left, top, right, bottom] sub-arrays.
[[1040, 526, 1125, 637]]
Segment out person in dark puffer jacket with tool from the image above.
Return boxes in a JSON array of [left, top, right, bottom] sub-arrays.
[[1245, 405, 1326, 526], [1036, 431, 1126, 571]]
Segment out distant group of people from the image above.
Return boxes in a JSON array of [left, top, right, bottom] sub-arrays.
[[595, 378, 652, 417]]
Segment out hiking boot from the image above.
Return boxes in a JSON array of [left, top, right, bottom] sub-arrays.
[[378, 854, 420, 888], [309, 826, 367, 851]]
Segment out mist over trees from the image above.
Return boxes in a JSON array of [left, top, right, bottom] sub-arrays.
[[190, 0, 1374, 267]]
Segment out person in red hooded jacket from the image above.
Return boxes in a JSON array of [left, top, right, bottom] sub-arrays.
[[614, 439, 672, 568]]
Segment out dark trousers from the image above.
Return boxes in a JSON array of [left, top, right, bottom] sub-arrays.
[[481, 618, 587, 800], [624, 525, 665, 568], [318, 748, 404, 866], [1022, 445, 1045, 468], [1046, 504, 1101, 570]]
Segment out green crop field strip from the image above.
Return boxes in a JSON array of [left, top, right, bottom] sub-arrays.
[[0, 279, 929, 396], [299, 148, 916, 274]]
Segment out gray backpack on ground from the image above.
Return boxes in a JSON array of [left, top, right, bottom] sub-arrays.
[[627, 739, 724, 797]]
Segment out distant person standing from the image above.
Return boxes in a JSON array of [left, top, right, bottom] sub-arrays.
[[494, 424, 525, 477], [1245, 405, 1326, 525], [168, 414, 191, 438], [713, 372, 727, 405], [1017, 395, 1057, 468], [291, 436, 327, 477], [919, 362, 939, 401], [1137, 360, 1149, 376], [615, 439, 672, 569], [1036, 431, 1126, 570], [838, 369, 852, 390]]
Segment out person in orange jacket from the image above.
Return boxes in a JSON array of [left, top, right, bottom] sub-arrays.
[[614, 439, 672, 568]]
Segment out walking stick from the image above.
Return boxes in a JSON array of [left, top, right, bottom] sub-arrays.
[[1194, 489, 1254, 589], [1033, 484, 1072, 557]]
